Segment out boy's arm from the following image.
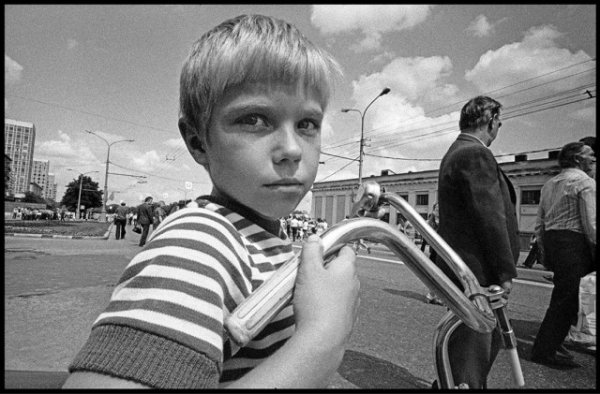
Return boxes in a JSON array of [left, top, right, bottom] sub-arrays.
[[228, 236, 359, 388]]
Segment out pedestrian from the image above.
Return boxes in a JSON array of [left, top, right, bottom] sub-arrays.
[[315, 218, 325, 235], [12, 207, 17, 219], [152, 201, 167, 231], [530, 141, 595, 369], [435, 96, 520, 388], [114, 201, 128, 240], [301, 218, 309, 240], [136, 196, 154, 247], [63, 14, 358, 389], [286, 214, 293, 238], [127, 211, 133, 226], [290, 215, 299, 241], [423, 202, 443, 305]]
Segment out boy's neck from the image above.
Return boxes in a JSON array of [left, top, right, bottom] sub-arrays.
[[202, 189, 286, 238]]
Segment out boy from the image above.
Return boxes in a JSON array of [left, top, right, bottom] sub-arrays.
[[63, 14, 359, 389]]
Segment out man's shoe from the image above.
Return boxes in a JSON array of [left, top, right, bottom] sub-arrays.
[[556, 344, 574, 360], [531, 353, 581, 369]]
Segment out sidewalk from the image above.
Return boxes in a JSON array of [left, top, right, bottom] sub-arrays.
[[5, 221, 115, 240]]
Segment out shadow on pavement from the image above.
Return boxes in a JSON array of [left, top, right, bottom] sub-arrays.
[[338, 349, 431, 389], [382, 288, 429, 304], [4, 370, 68, 389]]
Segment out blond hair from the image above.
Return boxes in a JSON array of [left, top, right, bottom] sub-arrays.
[[179, 14, 343, 140]]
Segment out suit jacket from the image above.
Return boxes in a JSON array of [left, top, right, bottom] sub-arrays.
[[437, 133, 520, 287], [136, 203, 154, 225]]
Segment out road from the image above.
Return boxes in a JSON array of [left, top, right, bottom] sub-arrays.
[[4, 228, 596, 389]]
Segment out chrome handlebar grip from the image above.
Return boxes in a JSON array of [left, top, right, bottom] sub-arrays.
[[225, 215, 494, 347], [380, 192, 496, 325]]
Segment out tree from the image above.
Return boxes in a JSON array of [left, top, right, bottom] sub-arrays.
[[59, 175, 103, 211], [45, 197, 60, 210], [22, 191, 46, 204]]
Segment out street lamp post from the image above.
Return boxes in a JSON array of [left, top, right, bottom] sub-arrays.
[[85, 130, 134, 222], [342, 87, 391, 186], [68, 169, 99, 220]]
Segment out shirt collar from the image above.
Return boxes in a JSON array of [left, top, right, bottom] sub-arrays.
[[199, 193, 285, 238], [562, 167, 592, 178], [460, 132, 488, 148]]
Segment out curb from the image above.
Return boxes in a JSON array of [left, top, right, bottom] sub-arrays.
[[5, 223, 114, 240]]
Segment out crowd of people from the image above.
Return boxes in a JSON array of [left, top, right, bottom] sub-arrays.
[[280, 214, 328, 242], [109, 197, 193, 246], [10, 206, 70, 221]]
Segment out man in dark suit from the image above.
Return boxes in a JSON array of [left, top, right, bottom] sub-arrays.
[[436, 96, 520, 388], [137, 196, 154, 247]]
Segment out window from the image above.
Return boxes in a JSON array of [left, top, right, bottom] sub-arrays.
[[416, 194, 429, 206], [521, 190, 541, 205], [396, 193, 408, 201]]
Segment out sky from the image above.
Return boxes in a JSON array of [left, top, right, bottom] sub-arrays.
[[4, 4, 596, 212]]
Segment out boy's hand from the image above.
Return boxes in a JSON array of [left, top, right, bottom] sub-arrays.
[[293, 235, 360, 348]]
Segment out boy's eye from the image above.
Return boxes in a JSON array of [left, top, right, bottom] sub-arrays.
[[237, 114, 269, 130], [298, 119, 320, 134]]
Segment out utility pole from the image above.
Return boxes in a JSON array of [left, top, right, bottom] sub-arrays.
[[85, 130, 134, 222], [342, 87, 391, 186]]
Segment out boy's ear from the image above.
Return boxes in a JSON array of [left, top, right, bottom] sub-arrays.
[[178, 118, 208, 166]]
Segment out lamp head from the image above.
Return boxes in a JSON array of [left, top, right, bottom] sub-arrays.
[[381, 87, 391, 95]]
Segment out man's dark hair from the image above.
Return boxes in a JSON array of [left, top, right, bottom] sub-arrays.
[[459, 96, 502, 132], [144, 196, 153, 203], [558, 141, 586, 169]]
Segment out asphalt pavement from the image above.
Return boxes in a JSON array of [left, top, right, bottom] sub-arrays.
[[4, 225, 596, 389]]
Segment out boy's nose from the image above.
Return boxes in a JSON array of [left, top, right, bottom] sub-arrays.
[[274, 124, 302, 163]]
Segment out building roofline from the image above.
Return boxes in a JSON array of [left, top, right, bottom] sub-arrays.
[[313, 156, 560, 190], [5, 118, 35, 128]]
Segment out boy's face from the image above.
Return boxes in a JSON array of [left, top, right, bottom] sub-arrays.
[[197, 82, 323, 219]]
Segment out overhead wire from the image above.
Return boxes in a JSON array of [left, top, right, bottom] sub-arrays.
[[318, 84, 595, 178], [323, 59, 595, 152]]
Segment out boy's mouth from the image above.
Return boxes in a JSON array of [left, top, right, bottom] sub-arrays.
[[264, 179, 304, 190]]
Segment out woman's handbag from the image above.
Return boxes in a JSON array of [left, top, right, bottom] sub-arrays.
[[132, 224, 142, 234]]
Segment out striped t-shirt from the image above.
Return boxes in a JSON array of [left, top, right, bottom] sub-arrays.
[[69, 196, 296, 388]]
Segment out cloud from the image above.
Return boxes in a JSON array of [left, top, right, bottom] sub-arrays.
[[67, 39, 79, 50], [368, 51, 396, 67], [352, 55, 457, 104], [311, 5, 433, 52], [164, 137, 185, 148], [131, 150, 163, 172], [36, 130, 102, 169], [465, 15, 494, 37], [569, 105, 595, 123], [327, 53, 464, 178], [5, 54, 23, 85], [465, 25, 594, 93]]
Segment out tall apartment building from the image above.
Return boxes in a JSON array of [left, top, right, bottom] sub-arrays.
[[47, 173, 57, 201], [4, 118, 36, 196], [32, 159, 50, 198]]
